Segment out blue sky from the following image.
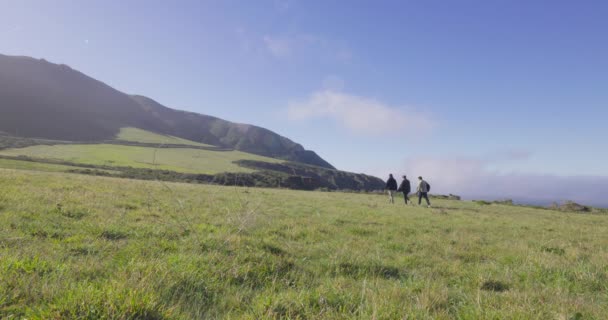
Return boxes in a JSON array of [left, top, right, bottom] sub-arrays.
[[1, 0, 607, 204]]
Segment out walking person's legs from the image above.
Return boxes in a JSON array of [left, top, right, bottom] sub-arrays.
[[418, 192, 422, 205], [403, 192, 409, 204], [387, 190, 394, 203], [423, 192, 431, 206]]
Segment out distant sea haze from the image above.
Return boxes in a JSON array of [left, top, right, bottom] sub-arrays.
[[463, 196, 608, 209]]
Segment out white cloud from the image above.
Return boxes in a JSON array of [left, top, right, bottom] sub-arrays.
[[397, 154, 608, 207], [287, 90, 435, 135]]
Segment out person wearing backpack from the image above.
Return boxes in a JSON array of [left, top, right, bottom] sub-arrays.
[[416, 176, 431, 207], [397, 175, 411, 205], [385, 174, 398, 204]]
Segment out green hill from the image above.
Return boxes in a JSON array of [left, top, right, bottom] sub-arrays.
[[1, 169, 606, 319], [0, 54, 333, 168], [0, 144, 281, 175], [0, 133, 384, 191], [0, 157, 115, 174], [115, 127, 214, 147]]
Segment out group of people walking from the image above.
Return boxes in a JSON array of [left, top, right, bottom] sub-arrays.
[[385, 174, 431, 207]]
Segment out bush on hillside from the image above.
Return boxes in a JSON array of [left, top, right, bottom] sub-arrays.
[[431, 194, 462, 201], [448, 194, 462, 200], [474, 200, 492, 206], [549, 201, 591, 213]]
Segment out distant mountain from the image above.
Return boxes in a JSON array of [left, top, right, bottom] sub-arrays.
[[0, 54, 334, 169]]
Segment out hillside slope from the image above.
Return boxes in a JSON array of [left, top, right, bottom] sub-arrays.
[[0, 131, 385, 191], [0, 54, 333, 168]]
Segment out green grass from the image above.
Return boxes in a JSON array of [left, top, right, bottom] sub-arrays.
[[0, 158, 88, 173], [0, 157, 119, 176], [116, 127, 214, 147], [0, 144, 282, 174], [0, 169, 607, 319]]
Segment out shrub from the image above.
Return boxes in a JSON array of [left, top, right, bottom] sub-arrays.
[[100, 229, 128, 240], [480, 280, 509, 292], [474, 200, 492, 206]]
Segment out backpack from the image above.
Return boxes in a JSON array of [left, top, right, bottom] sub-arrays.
[[426, 182, 431, 192]]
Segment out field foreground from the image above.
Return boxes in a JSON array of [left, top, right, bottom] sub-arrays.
[[0, 169, 607, 319]]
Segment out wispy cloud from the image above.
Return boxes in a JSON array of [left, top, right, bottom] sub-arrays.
[[260, 33, 352, 62], [321, 75, 345, 91], [1, 25, 21, 36], [397, 153, 608, 207], [287, 90, 435, 135], [263, 35, 292, 58]]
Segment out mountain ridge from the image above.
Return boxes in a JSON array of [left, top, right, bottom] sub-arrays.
[[0, 54, 334, 169]]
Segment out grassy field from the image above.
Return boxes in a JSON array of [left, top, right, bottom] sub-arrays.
[[0, 169, 606, 319], [0, 143, 282, 175], [0, 158, 93, 173], [115, 128, 214, 147], [0, 158, 120, 176]]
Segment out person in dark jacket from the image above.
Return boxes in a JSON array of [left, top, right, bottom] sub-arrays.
[[385, 174, 398, 204], [416, 176, 431, 207], [397, 175, 411, 205]]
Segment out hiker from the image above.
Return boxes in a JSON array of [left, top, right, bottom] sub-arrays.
[[416, 176, 431, 207], [385, 174, 398, 204], [397, 175, 411, 205]]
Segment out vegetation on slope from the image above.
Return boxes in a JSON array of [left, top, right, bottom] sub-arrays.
[[0, 135, 384, 190], [0, 154, 383, 191], [0, 158, 114, 174], [236, 160, 385, 191], [0, 144, 282, 175], [0, 169, 606, 319], [115, 127, 213, 147], [0, 134, 71, 150]]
